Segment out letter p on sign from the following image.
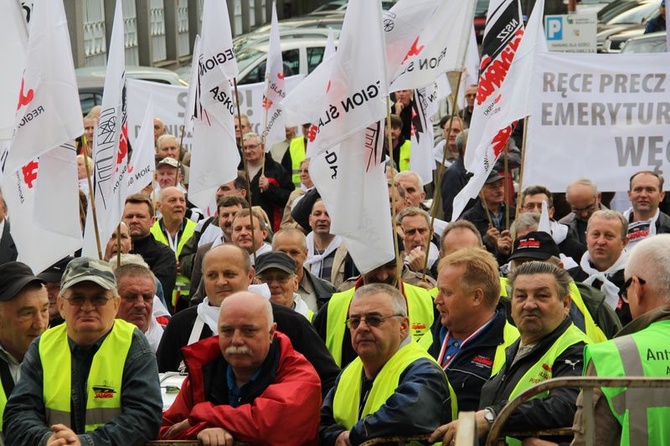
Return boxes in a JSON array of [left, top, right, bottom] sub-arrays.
[[546, 16, 563, 40]]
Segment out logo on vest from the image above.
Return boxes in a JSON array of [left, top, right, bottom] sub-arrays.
[[529, 363, 553, 383], [472, 355, 493, 368], [411, 322, 426, 332], [93, 385, 117, 399]]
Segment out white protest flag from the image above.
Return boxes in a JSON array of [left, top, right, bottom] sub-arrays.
[[261, 1, 287, 151], [324, 27, 337, 60], [409, 81, 441, 185], [0, 0, 28, 142], [457, 25, 480, 111], [310, 122, 394, 273], [1, 144, 81, 273], [388, 0, 476, 91], [538, 200, 551, 233], [125, 97, 155, 196], [188, 0, 239, 209], [281, 0, 387, 158], [4, 0, 83, 175], [183, 35, 201, 135], [82, 0, 128, 258]]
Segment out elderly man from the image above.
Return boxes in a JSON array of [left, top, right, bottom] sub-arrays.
[[272, 228, 336, 312], [103, 221, 132, 262], [430, 261, 590, 445], [439, 220, 485, 257], [624, 170, 670, 247], [156, 134, 180, 160], [397, 207, 439, 277], [244, 132, 294, 232], [156, 244, 340, 392], [422, 249, 519, 412], [570, 234, 670, 445], [459, 84, 477, 126], [154, 157, 185, 192], [123, 194, 177, 310], [282, 123, 312, 188], [0, 262, 48, 437], [575, 210, 631, 325], [560, 178, 606, 245], [320, 283, 455, 445], [255, 252, 312, 320], [306, 199, 344, 281], [160, 292, 321, 445], [314, 259, 435, 367], [4, 258, 162, 445], [153, 117, 166, 145], [115, 263, 164, 352]]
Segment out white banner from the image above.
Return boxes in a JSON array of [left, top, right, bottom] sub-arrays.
[[523, 51, 670, 192]]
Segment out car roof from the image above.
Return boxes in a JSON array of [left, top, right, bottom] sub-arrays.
[[75, 65, 188, 88]]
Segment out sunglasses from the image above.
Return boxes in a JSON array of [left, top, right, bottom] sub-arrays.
[[621, 276, 646, 303], [345, 313, 403, 329]]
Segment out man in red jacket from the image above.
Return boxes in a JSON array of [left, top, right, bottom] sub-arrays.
[[160, 291, 321, 445]]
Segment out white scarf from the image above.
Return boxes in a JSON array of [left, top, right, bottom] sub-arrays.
[[549, 220, 569, 245], [196, 297, 221, 335], [305, 232, 343, 275], [292, 293, 312, 319], [579, 250, 628, 310]]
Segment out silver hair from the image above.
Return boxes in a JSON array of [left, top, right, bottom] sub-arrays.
[[626, 234, 670, 303], [353, 283, 408, 317]]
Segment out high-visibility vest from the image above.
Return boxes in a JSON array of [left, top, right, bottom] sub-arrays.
[[332, 341, 457, 430], [501, 277, 607, 343], [585, 319, 670, 446], [0, 374, 7, 433], [325, 282, 434, 367], [398, 139, 411, 172], [151, 219, 196, 306], [40, 320, 135, 431], [288, 137, 307, 188]]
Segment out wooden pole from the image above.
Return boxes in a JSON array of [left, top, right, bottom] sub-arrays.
[[515, 117, 530, 221], [386, 98, 402, 289], [81, 137, 103, 260]]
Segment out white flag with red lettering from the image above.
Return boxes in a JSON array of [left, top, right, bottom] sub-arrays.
[[0, 0, 28, 142], [2, 144, 82, 273], [281, 0, 388, 159], [261, 1, 287, 151], [4, 0, 82, 175], [309, 122, 394, 273], [188, 0, 240, 209], [82, 0, 128, 258]]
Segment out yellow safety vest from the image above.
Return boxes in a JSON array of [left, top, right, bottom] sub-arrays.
[[0, 375, 6, 433], [585, 319, 670, 446], [151, 219, 196, 306], [398, 139, 412, 172], [501, 277, 607, 343], [333, 341, 457, 431], [288, 137, 307, 188], [39, 320, 135, 431], [325, 282, 434, 367]]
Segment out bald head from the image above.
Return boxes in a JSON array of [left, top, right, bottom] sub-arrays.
[[203, 244, 252, 274], [219, 291, 274, 330]]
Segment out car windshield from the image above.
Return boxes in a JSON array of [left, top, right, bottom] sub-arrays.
[[599, 0, 644, 22], [607, 2, 657, 23], [235, 48, 266, 73]]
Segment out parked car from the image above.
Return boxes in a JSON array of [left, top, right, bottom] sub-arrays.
[[620, 30, 667, 52], [596, 0, 658, 51], [576, 0, 617, 14], [474, 0, 490, 44], [233, 27, 340, 54], [77, 65, 188, 116], [309, 0, 396, 15], [232, 16, 344, 52]]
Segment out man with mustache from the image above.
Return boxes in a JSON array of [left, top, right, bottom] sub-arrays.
[[160, 291, 322, 445]]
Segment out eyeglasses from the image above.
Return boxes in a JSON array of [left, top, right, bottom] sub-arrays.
[[345, 313, 403, 329], [621, 276, 646, 303], [257, 274, 293, 284], [63, 295, 114, 307], [522, 202, 545, 212], [243, 143, 260, 150]]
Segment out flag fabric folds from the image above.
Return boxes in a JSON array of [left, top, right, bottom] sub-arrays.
[[261, 1, 288, 151]]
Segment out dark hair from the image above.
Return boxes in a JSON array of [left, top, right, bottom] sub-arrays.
[[125, 193, 154, 215]]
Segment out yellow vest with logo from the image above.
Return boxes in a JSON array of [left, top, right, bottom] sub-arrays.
[[333, 341, 457, 431], [325, 282, 434, 367], [585, 319, 670, 446], [151, 219, 196, 306], [398, 139, 412, 172], [288, 137, 307, 188], [500, 277, 607, 343], [39, 320, 135, 431]]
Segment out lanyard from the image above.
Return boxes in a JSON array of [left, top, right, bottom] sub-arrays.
[[437, 314, 496, 369]]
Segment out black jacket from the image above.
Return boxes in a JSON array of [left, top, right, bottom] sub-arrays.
[[572, 267, 631, 327], [249, 156, 294, 231], [156, 302, 340, 395], [479, 317, 587, 435], [0, 220, 18, 265], [441, 156, 473, 222], [460, 200, 515, 254], [130, 234, 177, 310]]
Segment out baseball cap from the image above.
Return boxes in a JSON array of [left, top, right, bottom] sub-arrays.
[[60, 257, 117, 294], [485, 170, 504, 184], [255, 252, 297, 276], [156, 157, 179, 168], [37, 256, 74, 283], [508, 231, 560, 262], [0, 262, 46, 302]]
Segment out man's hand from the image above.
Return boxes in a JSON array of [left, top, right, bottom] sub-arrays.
[[484, 226, 501, 245], [428, 410, 491, 445], [259, 175, 269, 192], [497, 229, 513, 255], [406, 246, 427, 272], [47, 424, 81, 446], [335, 430, 352, 446], [197, 427, 235, 446], [163, 418, 191, 439], [393, 101, 405, 115]]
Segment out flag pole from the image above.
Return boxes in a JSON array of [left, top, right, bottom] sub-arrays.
[[116, 223, 122, 266], [479, 191, 494, 229], [386, 98, 402, 289], [504, 144, 510, 230], [421, 70, 464, 283], [515, 117, 530, 221], [82, 136, 103, 260], [176, 124, 186, 187], [234, 78, 258, 264]]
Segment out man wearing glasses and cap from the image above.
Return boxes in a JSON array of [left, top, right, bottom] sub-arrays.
[[4, 258, 162, 446], [0, 262, 49, 442], [320, 283, 455, 445]]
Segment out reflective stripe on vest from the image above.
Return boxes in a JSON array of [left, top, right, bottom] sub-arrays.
[[325, 283, 434, 367], [288, 137, 306, 188], [398, 140, 411, 172], [332, 341, 456, 430], [500, 278, 607, 343], [585, 319, 670, 446], [151, 219, 196, 304], [40, 320, 135, 431]]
